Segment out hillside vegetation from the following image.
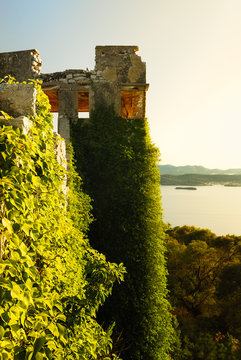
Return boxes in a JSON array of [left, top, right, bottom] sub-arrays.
[[159, 165, 241, 175], [161, 174, 241, 186], [167, 225, 241, 359]]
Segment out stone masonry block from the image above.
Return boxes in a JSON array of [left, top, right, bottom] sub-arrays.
[[0, 49, 41, 81], [0, 83, 36, 118]]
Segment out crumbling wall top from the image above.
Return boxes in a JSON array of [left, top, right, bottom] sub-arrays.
[[39, 69, 90, 85], [0, 49, 41, 82], [95, 45, 146, 84], [95, 45, 139, 54]]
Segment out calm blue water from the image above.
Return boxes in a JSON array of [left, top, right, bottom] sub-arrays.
[[161, 185, 241, 236]]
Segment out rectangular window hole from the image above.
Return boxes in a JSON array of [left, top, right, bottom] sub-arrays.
[[78, 112, 89, 119]]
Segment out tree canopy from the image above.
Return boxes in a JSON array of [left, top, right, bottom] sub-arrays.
[[166, 225, 241, 360]]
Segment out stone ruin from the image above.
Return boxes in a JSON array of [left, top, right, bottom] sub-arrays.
[[0, 46, 148, 143], [0, 46, 148, 199]]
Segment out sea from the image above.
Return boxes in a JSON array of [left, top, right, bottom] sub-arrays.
[[161, 185, 241, 236]]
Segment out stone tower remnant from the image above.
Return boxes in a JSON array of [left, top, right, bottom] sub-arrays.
[[0, 46, 148, 143], [0, 49, 41, 82]]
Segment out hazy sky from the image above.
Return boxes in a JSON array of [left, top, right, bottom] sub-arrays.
[[1, 0, 241, 169]]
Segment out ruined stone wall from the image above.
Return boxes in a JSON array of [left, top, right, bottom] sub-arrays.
[[0, 46, 148, 144], [91, 46, 146, 113], [0, 49, 41, 82], [95, 46, 146, 83]]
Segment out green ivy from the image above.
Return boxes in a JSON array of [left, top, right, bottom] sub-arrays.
[[71, 105, 176, 360], [0, 79, 125, 359]]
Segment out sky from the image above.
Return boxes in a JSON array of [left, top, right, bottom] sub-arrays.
[[1, 0, 241, 169]]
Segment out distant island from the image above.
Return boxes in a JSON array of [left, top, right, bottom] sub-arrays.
[[175, 186, 197, 190], [159, 165, 241, 186]]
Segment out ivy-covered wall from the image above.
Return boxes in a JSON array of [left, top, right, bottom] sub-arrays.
[[71, 105, 175, 360], [0, 80, 125, 360]]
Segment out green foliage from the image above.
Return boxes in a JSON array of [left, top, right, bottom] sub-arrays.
[[0, 79, 125, 359], [166, 225, 241, 359], [71, 105, 175, 360]]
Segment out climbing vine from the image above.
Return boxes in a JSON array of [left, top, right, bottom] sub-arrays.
[[71, 105, 176, 360], [0, 79, 125, 360]]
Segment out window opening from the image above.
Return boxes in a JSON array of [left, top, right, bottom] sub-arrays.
[[78, 111, 89, 119]]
